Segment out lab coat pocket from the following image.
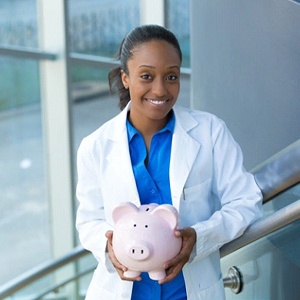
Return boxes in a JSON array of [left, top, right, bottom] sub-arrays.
[[182, 179, 211, 201], [179, 179, 213, 226]]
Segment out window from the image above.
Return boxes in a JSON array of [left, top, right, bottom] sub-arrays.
[[0, 0, 50, 286]]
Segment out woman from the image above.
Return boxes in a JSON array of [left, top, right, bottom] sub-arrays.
[[76, 24, 263, 299]]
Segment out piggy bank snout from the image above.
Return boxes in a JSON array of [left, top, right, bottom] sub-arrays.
[[127, 243, 152, 261]]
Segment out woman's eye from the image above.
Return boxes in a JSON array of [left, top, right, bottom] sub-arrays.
[[167, 75, 178, 81], [141, 74, 152, 80]]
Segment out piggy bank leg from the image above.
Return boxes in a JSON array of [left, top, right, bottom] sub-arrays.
[[148, 270, 166, 281], [124, 270, 141, 279]]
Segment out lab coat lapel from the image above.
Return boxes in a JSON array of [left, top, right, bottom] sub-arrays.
[[170, 107, 201, 210], [104, 105, 140, 207]]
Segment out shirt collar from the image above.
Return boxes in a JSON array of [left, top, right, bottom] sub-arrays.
[[126, 110, 175, 142]]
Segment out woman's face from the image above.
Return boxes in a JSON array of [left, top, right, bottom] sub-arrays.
[[121, 40, 181, 128]]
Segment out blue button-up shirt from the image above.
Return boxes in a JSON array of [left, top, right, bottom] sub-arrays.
[[126, 112, 187, 300]]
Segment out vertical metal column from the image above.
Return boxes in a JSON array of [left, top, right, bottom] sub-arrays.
[[140, 0, 165, 26], [38, 0, 77, 296], [37, 0, 74, 263]]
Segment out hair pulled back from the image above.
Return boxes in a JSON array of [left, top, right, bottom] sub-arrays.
[[108, 24, 182, 110]]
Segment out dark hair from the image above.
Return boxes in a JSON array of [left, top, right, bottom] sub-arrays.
[[108, 24, 182, 110]]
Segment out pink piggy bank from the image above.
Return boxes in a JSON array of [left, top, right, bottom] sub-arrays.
[[112, 202, 182, 280]]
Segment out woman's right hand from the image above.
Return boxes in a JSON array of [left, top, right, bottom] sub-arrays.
[[105, 230, 142, 282]]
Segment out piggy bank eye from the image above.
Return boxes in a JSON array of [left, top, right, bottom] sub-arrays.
[[145, 225, 148, 228], [146, 208, 150, 211], [133, 224, 137, 227]]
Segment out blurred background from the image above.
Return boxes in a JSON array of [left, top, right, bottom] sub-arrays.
[[0, 0, 190, 290], [0, 0, 299, 299]]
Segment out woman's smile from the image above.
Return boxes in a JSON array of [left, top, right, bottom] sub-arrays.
[[146, 98, 170, 106]]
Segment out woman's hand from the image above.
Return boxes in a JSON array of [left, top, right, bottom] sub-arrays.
[[105, 230, 142, 282], [158, 227, 196, 284]]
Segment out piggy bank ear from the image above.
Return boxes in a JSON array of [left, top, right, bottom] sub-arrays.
[[151, 205, 179, 230], [112, 202, 139, 224]]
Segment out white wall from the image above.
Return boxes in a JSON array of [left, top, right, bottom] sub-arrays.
[[190, 0, 300, 169]]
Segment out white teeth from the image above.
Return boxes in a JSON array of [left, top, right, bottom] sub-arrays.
[[148, 99, 167, 105]]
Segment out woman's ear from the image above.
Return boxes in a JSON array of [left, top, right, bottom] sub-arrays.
[[121, 70, 129, 89]]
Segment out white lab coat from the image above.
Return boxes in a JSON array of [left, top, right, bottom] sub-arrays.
[[76, 103, 263, 299]]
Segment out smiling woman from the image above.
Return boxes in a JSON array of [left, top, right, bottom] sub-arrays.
[[108, 24, 182, 110], [76, 24, 263, 300], [109, 25, 182, 151]]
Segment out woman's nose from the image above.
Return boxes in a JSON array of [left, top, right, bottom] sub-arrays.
[[152, 78, 167, 96]]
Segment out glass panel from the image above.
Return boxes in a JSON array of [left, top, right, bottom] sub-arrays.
[[0, 0, 38, 47], [221, 217, 300, 299], [263, 183, 300, 217], [71, 65, 120, 151], [0, 57, 50, 285], [69, 0, 140, 57], [165, 0, 190, 68]]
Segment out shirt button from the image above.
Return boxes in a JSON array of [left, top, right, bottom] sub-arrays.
[[150, 189, 156, 194]]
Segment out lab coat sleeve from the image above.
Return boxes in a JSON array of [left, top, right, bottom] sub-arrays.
[[191, 120, 263, 262], [76, 137, 115, 272]]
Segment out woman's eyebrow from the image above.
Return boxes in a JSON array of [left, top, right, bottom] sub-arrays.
[[138, 64, 154, 69], [138, 65, 180, 70]]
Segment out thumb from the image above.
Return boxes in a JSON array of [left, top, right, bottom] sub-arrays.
[[105, 230, 113, 240]]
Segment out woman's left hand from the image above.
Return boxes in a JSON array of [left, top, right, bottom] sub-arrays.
[[159, 227, 196, 284]]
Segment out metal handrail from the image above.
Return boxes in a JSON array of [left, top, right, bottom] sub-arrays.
[[220, 198, 300, 257], [32, 266, 95, 300], [0, 246, 88, 299], [252, 139, 300, 202], [0, 45, 57, 60], [0, 140, 299, 298], [69, 52, 120, 68]]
